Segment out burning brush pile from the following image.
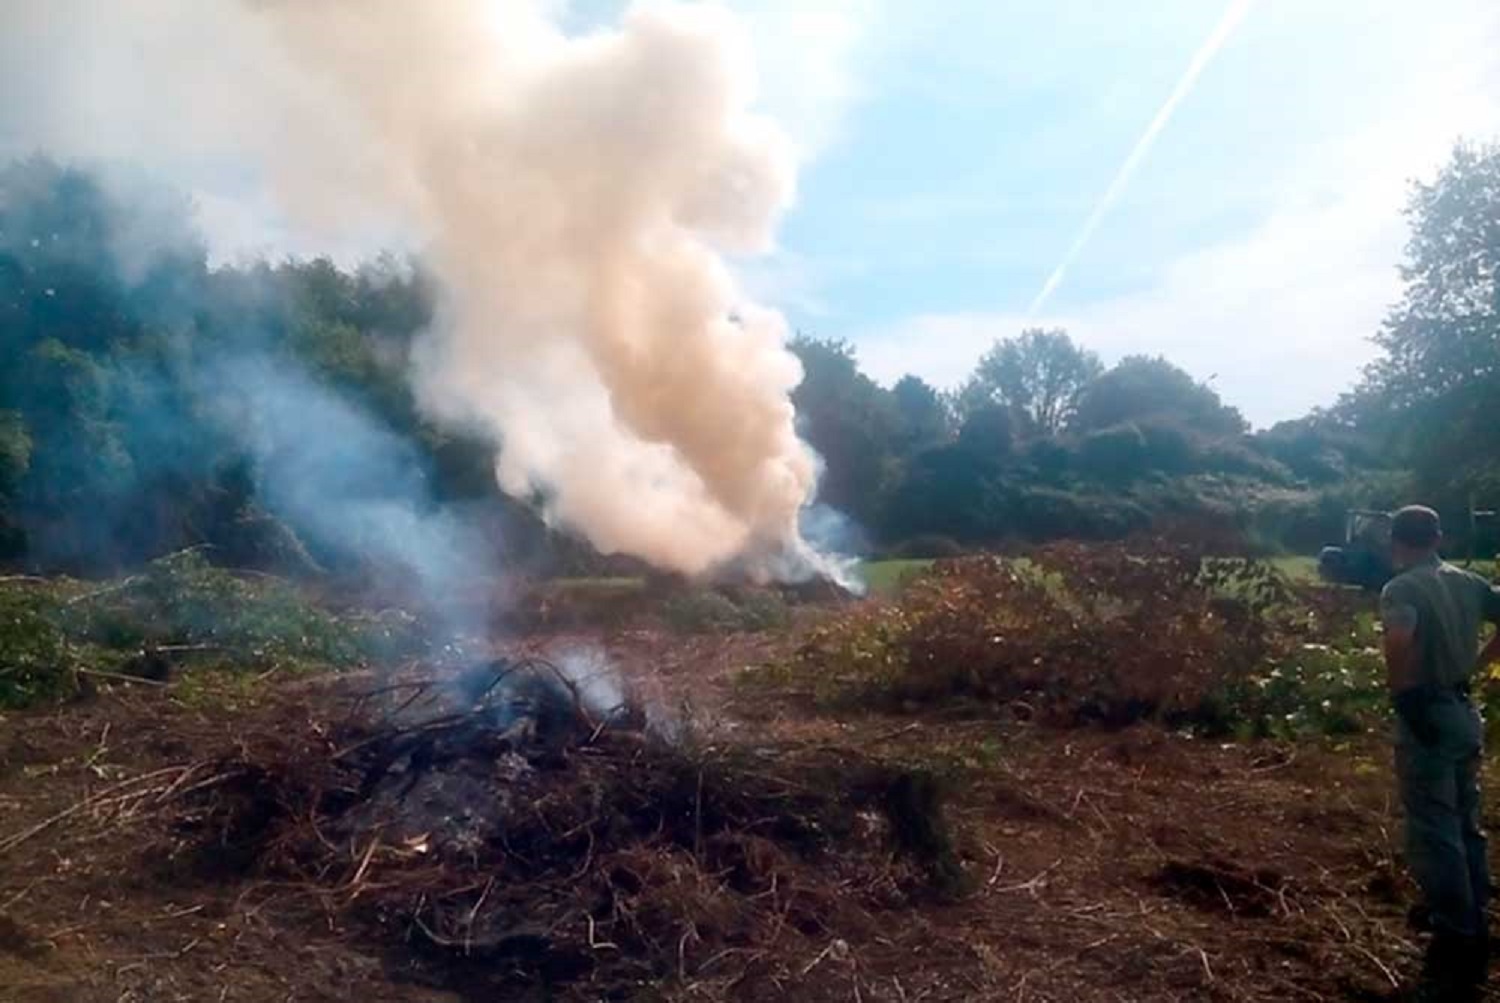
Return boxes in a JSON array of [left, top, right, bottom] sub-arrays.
[[156, 657, 961, 999]]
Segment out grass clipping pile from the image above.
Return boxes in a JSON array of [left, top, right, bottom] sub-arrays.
[[155, 659, 960, 1000]]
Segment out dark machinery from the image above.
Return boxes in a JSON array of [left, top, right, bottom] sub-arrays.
[[1317, 509, 1394, 591], [1316, 500, 1496, 591], [1466, 495, 1497, 565]]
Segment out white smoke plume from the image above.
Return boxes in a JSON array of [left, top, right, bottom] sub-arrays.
[[0, 0, 834, 581]]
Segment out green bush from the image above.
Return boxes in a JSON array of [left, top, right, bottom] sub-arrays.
[[0, 410, 32, 495], [1197, 439, 1293, 484], [1010, 487, 1152, 541], [661, 589, 789, 633], [735, 590, 791, 631], [662, 591, 747, 634], [1077, 422, 1149, 482], [53, 550, 413, 664], [1136, 419, 1198, 474], [0, 551, 427, 708], [1222, 643, 1387, 740], [1023, 438, 1073, 480], [1248, 470, 1414, 555], [0, 585, 79, 708]]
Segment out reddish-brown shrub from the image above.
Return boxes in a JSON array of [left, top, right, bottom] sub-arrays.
[[791, 541, 1296, 728]]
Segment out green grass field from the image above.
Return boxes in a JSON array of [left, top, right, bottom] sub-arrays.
[[858, 559, 933, 597], [1268, 555, 1319, 582]]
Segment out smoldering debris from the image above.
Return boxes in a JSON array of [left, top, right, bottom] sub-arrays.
[[157, 659, 964, 998]]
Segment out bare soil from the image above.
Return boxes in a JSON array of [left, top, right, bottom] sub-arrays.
[[0, 627, 1475, 1002]]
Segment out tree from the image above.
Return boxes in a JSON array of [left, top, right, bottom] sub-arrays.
[[1072, 355, 1246, 437], [0, 156, 502, 573], [890, 374, 952, 452], [879, 443, 989, 542], [879, 399, 1014, 543], [1077, 422, 1149, 483], [961, 328, 1102, 437], [956, 403, 1013, 464], [1255, 414, 1382, 485], [788, 336, 901, 528], [0, 412, 30, 496], [1356, 140, 1500, 493]]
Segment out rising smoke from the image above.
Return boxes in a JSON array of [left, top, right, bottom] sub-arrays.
[[264, 1, 822, 579], [212, 353, 496, 639], [1, 1, 835, 582]]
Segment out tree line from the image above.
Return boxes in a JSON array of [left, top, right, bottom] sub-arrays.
[[0, 156, 557, 577], [801, 140, 1500, 556], [1, 139, 1497, 576]]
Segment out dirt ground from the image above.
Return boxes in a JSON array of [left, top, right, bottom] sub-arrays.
[[0, 627, 1477, 1002]]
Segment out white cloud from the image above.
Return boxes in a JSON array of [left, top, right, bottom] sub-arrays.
[[856, 157, 1455, 426], [733, 0, 875, 160]]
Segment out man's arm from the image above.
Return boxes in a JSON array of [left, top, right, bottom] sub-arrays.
[[1383, 619, 1422, 692], [1380, 587, 1422, 693], [1381, 585, 1439, 744]]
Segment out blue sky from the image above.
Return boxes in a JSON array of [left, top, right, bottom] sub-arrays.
[[728, 0, 1500, 426], [3, 0, 1497, 428]]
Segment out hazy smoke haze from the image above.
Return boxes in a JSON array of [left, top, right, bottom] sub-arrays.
[[1, 1, 830, 580]]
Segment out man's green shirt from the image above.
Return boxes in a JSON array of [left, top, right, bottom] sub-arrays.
[[1379, 554, 1500, 689]]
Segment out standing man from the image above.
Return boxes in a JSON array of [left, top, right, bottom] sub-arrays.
[[1381, 505, 1500, 998]]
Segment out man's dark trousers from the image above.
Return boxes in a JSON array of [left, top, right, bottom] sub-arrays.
[[1398, 691, 1489, 940]]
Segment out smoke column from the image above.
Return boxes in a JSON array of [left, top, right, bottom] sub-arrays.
[[252, 1, 823, 579], [0, 0, 837, 582]]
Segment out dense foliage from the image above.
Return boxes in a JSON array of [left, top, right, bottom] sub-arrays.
[[0, 156, 564, 579], [1, 139, 1497, 577], [792, 141, 1500, 558], [796, 329, 1386, 555], [1348, 139, 1500, 514], [0, 550, 424, 708], [775, 545, 1390, 738]]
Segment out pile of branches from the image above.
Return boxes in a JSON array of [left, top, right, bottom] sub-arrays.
[[154, 659, 961, 1000], [791, 541, 1302, 728]]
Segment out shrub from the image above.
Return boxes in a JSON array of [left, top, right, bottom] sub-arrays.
[[1249, 491, 1350, 555], [0, 550, 426, 708], [663, 588, 790, 634], [1009, 487, 1152, 541], [662, 591, 743, 633], [0, 584, 79, 708], [1225, 644, 1387, 740], [58, 550, 424, 665], [787, 542, 1301, 729], [735, 590, 792, 631], [1024, 437, 1073, 481], [1136, 419, 1199, 474], [1197, 439, 1293, 484], [1077, 422, 1149, 482]]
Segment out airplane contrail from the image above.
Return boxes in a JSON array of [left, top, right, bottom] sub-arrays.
[[1027, 0, 1257, 317]]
